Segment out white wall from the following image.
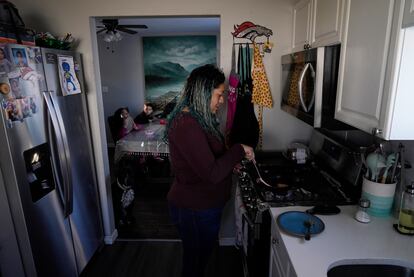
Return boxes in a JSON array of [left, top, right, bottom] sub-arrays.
[[97, 35, 145, 144], [14, 0, 312, 242]]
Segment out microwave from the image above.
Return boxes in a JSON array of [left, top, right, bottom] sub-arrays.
[[281, 44, 352, 130]]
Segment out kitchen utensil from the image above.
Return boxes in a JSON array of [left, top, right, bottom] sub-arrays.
[[251, 159, 272, 188], [361, 152, 370, 179], [304, 220, 314, 240], [381, 153, 397, 183], [375, 160, 387, 182], [392, 144, 405, 184], [366, 152, 386, 182], [388, 153, 399, 184], [392, 144, 405, 217], [277, 211, 325, 239]]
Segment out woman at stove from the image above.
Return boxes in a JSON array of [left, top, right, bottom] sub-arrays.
[[165, 64, 254, 277]]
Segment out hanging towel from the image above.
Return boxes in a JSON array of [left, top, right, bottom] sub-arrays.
[[226, 44, 239, 135], [251, 43, 272, 149], [252, 43, 272, 108], [229, 44, 259, 149]]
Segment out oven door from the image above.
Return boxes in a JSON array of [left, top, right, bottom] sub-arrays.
[[281, 48, 321, 127], [241, 213, 252, 277], [241, 210, 271, 277]]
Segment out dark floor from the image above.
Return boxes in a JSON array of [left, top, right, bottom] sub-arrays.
[[108, 147, 178, 239], [81, 241, 244, 277], [99, 148, 243, 277], [115, 182, 179, 239]]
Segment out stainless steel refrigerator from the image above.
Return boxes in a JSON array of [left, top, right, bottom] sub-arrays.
[[0, 44, 103, 277]]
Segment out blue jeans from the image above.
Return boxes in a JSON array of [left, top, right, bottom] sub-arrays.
[[169, 203, 223, 277]]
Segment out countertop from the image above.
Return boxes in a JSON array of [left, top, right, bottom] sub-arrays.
[[270, 206, 414, 277]]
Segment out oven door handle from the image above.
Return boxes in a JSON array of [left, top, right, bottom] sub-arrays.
[[298, 62, 316, 112]]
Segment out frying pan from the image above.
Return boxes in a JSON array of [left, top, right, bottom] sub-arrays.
[[256, 175, 291, 195], [251, 160, 291, 194]]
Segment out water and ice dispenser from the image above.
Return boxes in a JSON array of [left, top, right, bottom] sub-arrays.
[[23, 143, 55, 202]]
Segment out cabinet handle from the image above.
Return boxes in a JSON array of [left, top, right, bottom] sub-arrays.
[[372, 128, 383, 136]]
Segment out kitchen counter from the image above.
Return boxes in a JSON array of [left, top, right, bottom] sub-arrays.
[[270, 206, 414, 277]]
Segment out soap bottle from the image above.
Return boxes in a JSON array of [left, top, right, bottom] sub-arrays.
[[397, 183, 414, 234]]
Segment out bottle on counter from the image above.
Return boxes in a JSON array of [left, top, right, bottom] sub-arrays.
[[397, 183, 414, 234], [355, 198, 371, 223]]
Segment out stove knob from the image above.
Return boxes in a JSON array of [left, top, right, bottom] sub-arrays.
[[246, 203, 255, 210], [239, 177, 248, 183], [242, 186, 251, 192], [243, 196, 252, 203]]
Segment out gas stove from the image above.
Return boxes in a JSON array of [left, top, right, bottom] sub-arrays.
[[238, 130, 363, 211], [239, 161, 354, 209]]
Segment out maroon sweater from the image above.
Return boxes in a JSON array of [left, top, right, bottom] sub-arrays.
[[167, 113, 245, 210]]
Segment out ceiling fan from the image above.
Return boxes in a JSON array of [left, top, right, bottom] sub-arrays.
[[96, 19, 148, 35]]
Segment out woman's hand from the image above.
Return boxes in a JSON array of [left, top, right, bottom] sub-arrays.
[[241, 144, 255, 161]]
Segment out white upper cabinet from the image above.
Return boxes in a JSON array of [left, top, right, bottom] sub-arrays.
[[335, 0, 414, 140], [384, 27, 414, 139], [292, 0, 343, 52], [311, 0, 344, 47], [403, 0, 414, 28], [292, 0, 312, 52]]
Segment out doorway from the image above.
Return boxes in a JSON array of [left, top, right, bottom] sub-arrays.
[[92, 16, 221, 239]]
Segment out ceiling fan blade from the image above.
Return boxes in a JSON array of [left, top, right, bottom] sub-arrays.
[[116, 27, 137, 34], [97, 28, 107, 34], [118, 24, 148, 29]]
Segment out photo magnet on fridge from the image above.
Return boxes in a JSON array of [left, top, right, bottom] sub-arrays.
[[57, 55, 81, 96]]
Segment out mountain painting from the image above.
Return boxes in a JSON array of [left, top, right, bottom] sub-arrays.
[[143, 36, 217, 109]]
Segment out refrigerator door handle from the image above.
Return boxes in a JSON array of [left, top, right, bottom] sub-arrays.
[[47, 106, 66, 209], [43, 91, 73, 217], [49, 91, 73, 216]]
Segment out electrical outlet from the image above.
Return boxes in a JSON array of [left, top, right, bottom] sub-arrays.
[[102, 86, 109, 93]]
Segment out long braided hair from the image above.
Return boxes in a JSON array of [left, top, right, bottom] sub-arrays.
[[164, 64, 225, 142]]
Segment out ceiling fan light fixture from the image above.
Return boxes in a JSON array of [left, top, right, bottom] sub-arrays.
[[114, 31, 122, 41], [103, 30, 122, 43], [103, 31, 114, 42]]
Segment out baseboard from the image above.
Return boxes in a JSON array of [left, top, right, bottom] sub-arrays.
[[104, 229, 118, 244], [117, 238, 181, 242], [219, 237, 236, 246]]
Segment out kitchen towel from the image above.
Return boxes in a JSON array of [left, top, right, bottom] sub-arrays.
[[226, 44, 239, 135], [229, 44, 259, 149], [252, 43, 272, 149]]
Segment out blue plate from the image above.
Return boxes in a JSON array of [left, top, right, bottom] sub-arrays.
[[277, 211, 325, 238]]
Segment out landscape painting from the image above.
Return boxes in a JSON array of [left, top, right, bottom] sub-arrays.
[[143, 36, 217, 109]]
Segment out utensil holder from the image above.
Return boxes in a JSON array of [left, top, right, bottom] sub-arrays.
[[361, 177, 397, 217]]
